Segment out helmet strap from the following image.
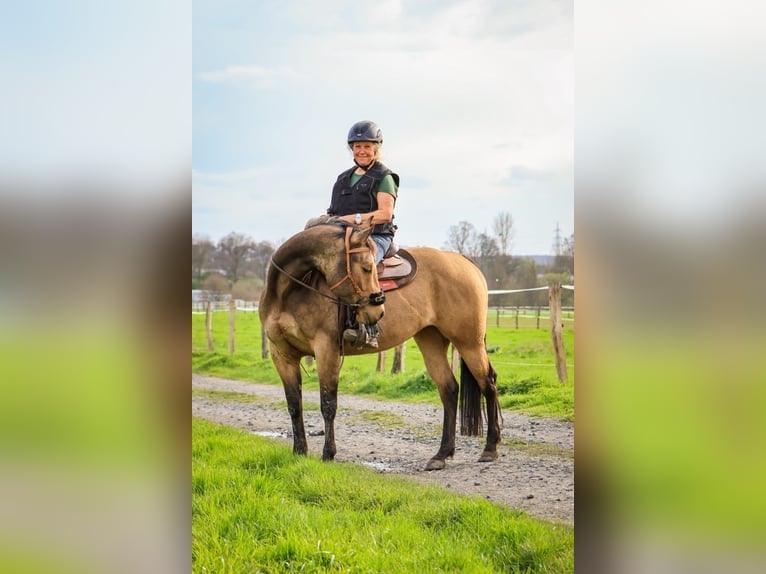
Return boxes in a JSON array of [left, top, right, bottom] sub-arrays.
[[354, 158, 376, 172]]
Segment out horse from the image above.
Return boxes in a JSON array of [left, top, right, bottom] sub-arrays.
[[259, 220, 502, 470]]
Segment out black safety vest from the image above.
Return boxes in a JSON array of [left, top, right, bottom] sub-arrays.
[[327, 162, 399, 237]]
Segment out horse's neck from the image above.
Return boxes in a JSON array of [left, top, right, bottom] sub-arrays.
[[266, 232, 329, 298]]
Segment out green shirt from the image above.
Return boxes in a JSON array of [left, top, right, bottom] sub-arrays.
[[349, 172, 398, 200]]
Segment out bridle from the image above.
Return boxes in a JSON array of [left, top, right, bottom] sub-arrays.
[[270, 225, 385, 308], [330, 226, 386, 305]]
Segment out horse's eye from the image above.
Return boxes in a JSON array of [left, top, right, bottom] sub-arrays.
[[362, 266, 372, 273]]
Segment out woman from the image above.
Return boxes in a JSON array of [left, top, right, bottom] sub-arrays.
[[326, 120, 399, 266], [327, 120, 400, 348]]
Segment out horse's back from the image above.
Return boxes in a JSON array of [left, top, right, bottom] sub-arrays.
[[405, 247, 487, 296]]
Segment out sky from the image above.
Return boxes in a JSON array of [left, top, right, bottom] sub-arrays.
[[0, 1, 189, 190], [192, 0, 573, 255]]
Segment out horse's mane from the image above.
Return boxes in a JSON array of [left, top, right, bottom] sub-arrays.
[[303, 215, 348, 230]]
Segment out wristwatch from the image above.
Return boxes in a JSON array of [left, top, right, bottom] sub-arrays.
[[354, 213, 362, 225]]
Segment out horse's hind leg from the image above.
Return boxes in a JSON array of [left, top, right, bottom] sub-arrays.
[[458, 346, 502, 462], [413, 327, 458, 471], [270, 343, 308, 455]]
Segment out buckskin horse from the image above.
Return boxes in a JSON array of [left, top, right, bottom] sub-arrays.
[[259, 219, 502, 470]]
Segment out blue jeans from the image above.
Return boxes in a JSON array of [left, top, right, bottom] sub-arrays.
[[370, 234, 392, 265]]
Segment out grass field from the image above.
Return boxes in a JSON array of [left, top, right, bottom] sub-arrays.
[[192, 418, 574, 573], [192, 310, 574, 421]]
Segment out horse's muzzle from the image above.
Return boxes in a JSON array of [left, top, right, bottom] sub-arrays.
[[369, 291, 386, 306]]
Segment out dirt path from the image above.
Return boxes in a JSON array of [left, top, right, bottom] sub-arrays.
[[192, 374, 574, 525]]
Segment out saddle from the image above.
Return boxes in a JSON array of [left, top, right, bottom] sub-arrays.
[[376, 243, 417, 292]]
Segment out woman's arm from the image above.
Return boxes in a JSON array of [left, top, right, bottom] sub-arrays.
[[338, 190, 395, 226]]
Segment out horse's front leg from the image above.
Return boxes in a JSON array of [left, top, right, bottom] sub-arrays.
[[314, 344, 342, 461], [270, 343, 307, 455]]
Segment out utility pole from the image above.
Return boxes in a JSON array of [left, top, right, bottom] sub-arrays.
[[552, 222, 563, 256]]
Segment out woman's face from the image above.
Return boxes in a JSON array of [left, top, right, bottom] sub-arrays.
[[351, 141, 377, 167]]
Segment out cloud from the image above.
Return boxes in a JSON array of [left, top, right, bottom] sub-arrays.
[[192, 1, 573, 253], [499, 165, 565, 187], [199, 65, 300, 87]]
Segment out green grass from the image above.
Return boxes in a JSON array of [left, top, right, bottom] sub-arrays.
[[192, 418, 573, 573], [193, 311, 573, 421]]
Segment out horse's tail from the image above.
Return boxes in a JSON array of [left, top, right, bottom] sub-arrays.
[[459, 359, 501, 437], [459, 359, 483, 436]]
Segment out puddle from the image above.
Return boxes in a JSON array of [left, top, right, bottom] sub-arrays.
[[360, 460, 395, 472], [251, 431, 287, 438]]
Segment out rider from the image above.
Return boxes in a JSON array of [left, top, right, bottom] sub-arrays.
[[327, 120, 400, 348]]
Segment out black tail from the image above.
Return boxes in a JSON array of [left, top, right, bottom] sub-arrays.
[[459, 358, 483, 436], [459, 359, 502, 437]]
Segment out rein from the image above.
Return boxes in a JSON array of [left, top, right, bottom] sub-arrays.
[[268, 258, 341, 305]]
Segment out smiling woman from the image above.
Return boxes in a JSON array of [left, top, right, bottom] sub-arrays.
[[322, 120, 401, 348]]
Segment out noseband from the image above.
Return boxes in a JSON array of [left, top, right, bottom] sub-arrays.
[[328, 226, 385, 306]]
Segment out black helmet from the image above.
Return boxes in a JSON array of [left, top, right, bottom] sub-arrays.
[[347, 120, 383, 145]]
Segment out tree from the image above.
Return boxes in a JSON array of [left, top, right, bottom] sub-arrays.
[[473, 231, 500, 276], [493, 212, 514, 256], [231, 278, 262, 302], [444, 221, 476, 256], [248, 240, 276, 280], [553, 232, 574, 277], [508, 257, 540, 306], [201, 273, 229, 300], [215, 232, 256, 284], [192, 234, 215, 286]]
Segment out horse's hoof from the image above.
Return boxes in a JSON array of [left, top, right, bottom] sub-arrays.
[[425, 458, 446, 471], [478, 450, 498, 462]]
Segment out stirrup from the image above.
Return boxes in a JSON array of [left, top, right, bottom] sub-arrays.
[[343, 324, 379, 349]]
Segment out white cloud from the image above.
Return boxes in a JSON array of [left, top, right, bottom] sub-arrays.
[[192, 0, 573, 253], [200, 65, 300, 87]]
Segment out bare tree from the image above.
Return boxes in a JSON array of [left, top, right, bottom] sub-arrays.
[[444, 221, 476, 256], [493, 212, 514, 256], [215, 232, 256, 284], [473, 231, 499, 276], [554, 232, 574, 277], [192, 234, 215, 285], [247, 240, 276, 281]]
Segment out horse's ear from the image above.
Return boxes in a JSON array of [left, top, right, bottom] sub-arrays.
[[353, 217, 375, 242]]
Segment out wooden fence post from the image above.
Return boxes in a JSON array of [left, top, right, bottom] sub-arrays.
[[391, 342, 405, 374], [548, 282, 568, 384], [228, 300, 236, 355], [376, 350, 386, 372], [261, 320, 269, 359], [450, 344, 460, 376], [205, 300, 214, 351]]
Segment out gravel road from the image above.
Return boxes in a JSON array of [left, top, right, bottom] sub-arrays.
[[192, 374, 574, 525]]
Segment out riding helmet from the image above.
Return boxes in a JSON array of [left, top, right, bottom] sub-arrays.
[[347, 120, 383, 145]]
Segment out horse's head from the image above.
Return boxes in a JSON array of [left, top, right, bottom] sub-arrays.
[[324, 221, 385, 327]]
